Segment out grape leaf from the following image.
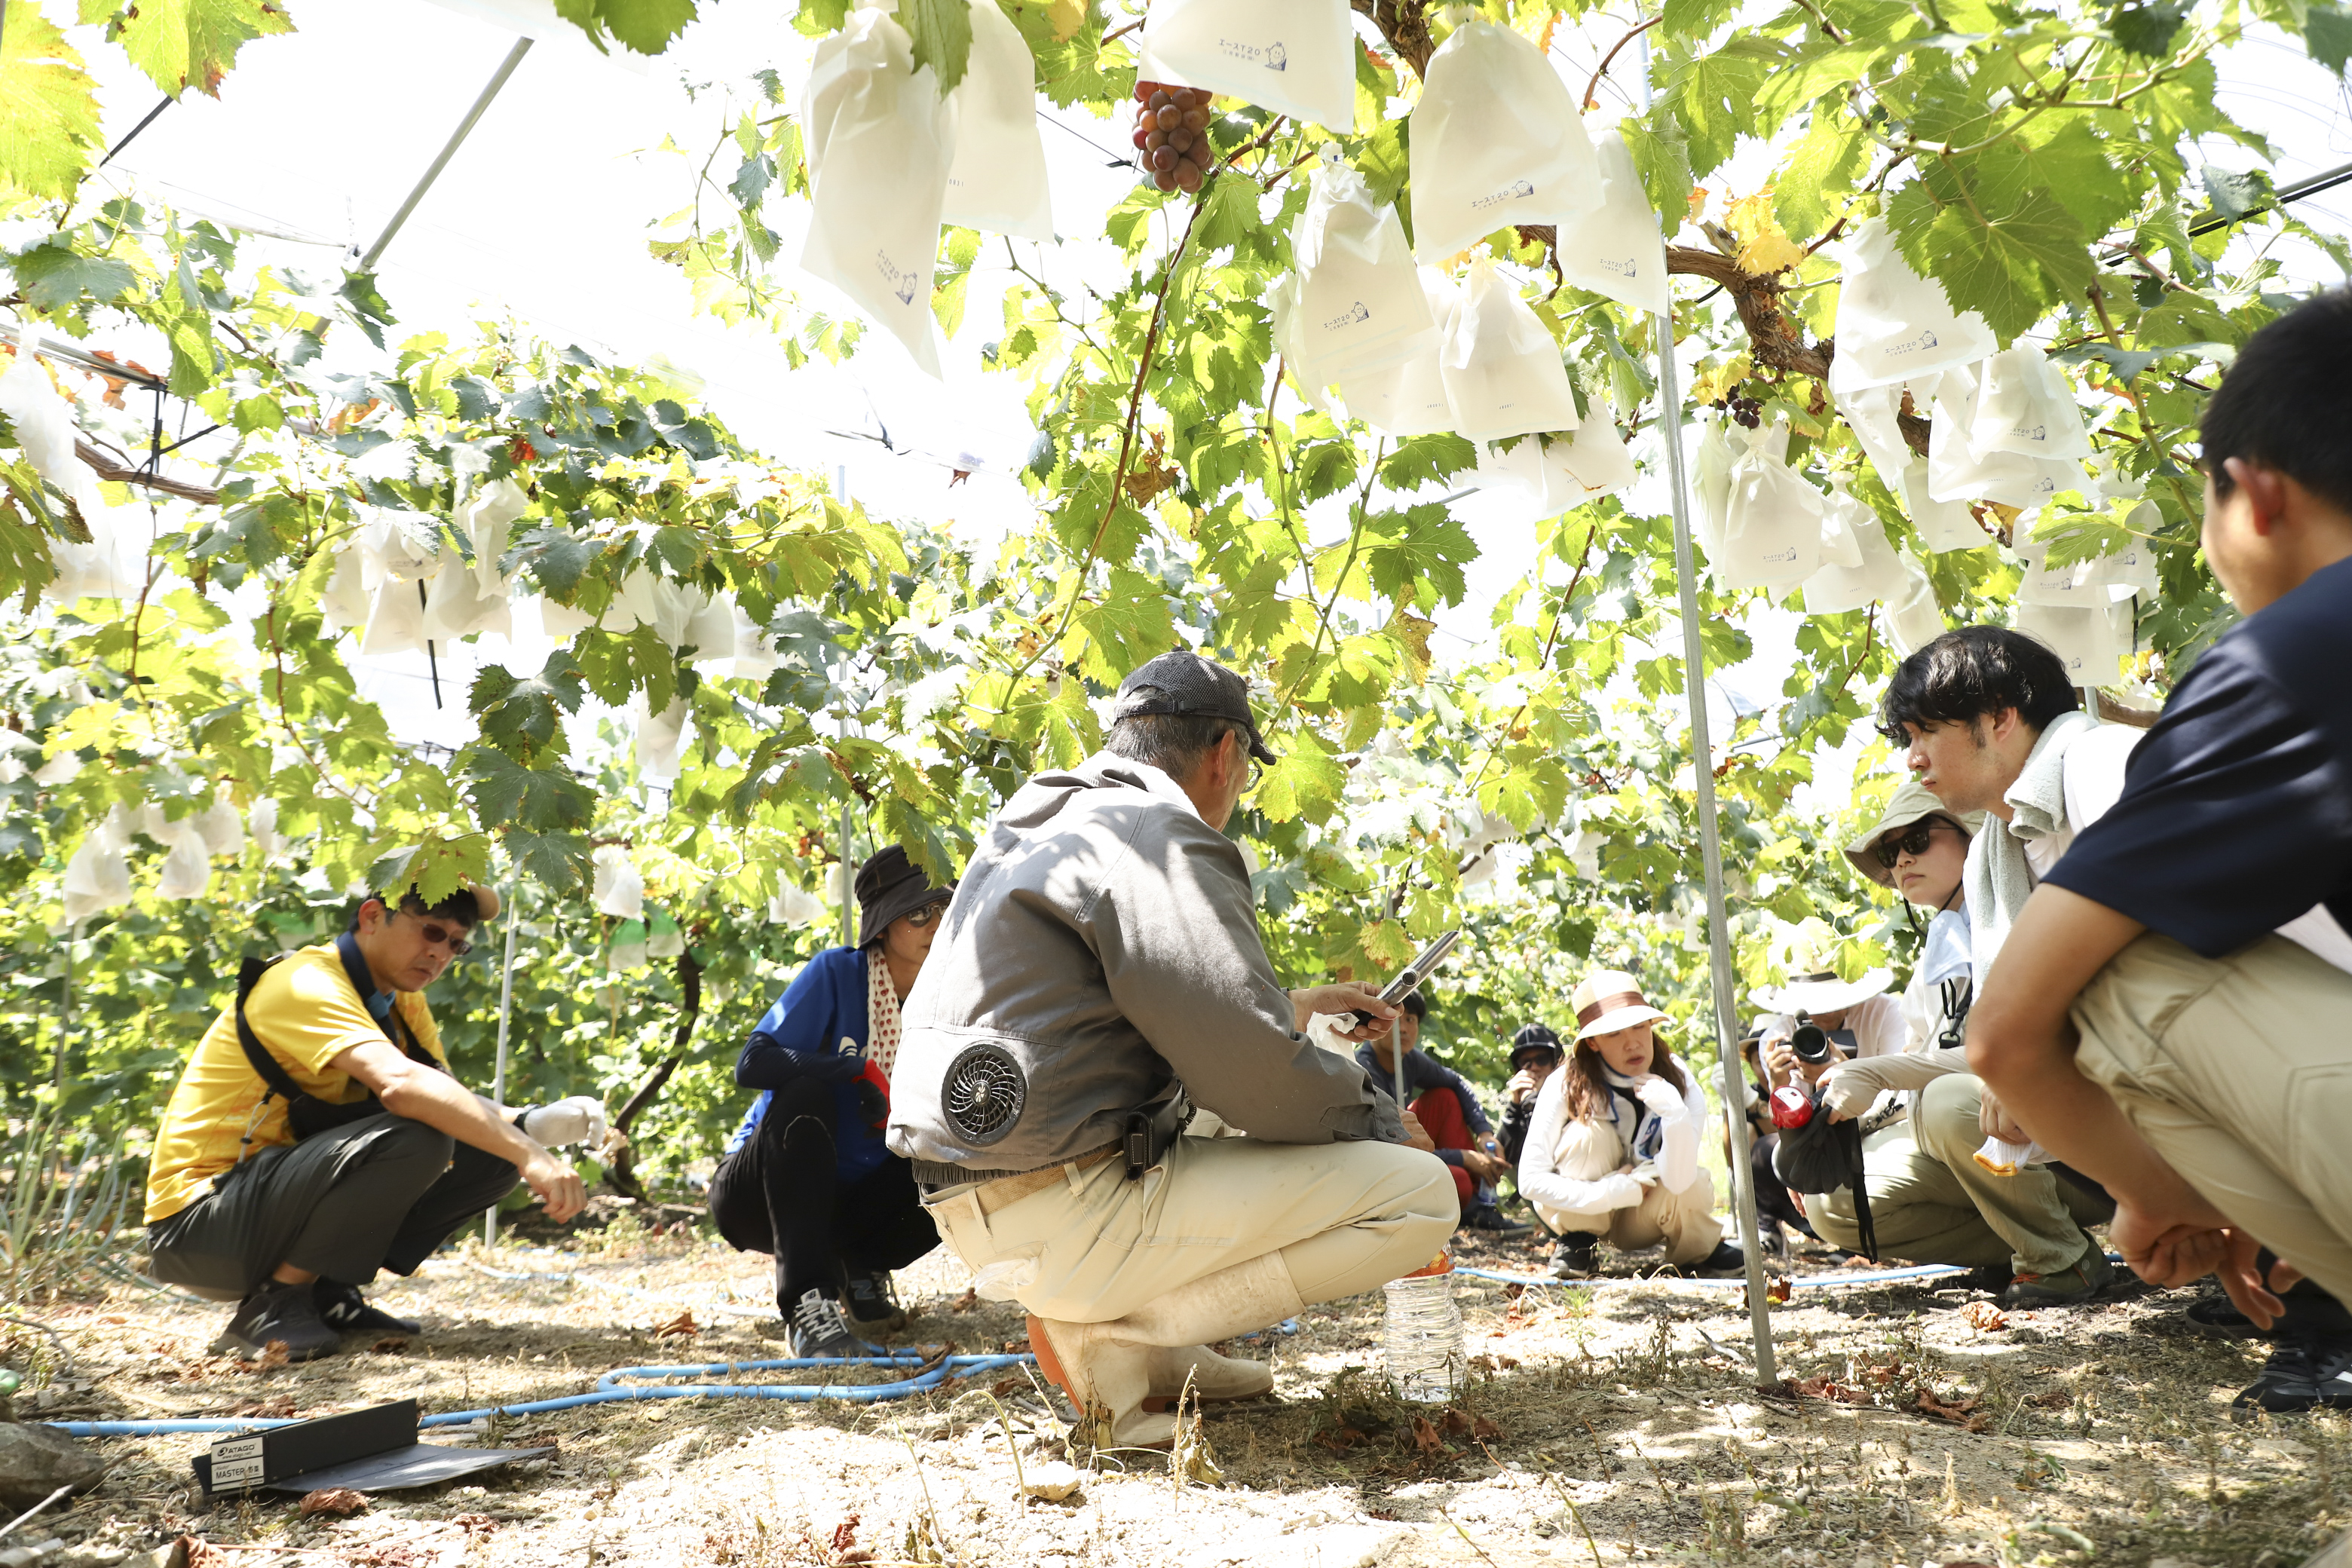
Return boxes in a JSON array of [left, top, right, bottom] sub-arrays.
[[551, 0, 700, 57], [2200, 164, 2269, 222], [0, 8, 102, 201], [1377, 433, 1476, 493], [2309, 2, 2352, 72], [10, 240, 133, 311], [459, 745, 596, 833], [900, 0, 975, 93], [1888, 179, 2093, 342], [504, 828, 592, 892], [76, 0, 296, 100], [2108, 0, 2188, 57], [470, 651, 586, 765]]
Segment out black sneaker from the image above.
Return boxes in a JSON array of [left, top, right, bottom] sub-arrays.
[[1962, 1262, 2012, 1295], [1686, 1240, 1747, 1279], [786, 1288, 870, 1360], [838, 1265, 905, 1334], [1459, 1204, 1535, 1239], [2001, 1242, 2114, 1308], [1548, 1235, 1600, 1280], [2231, 1335, 2352, 1419], [315, 1279, 422, 1338], [213, 1279, 341, 1362], [2186, 1294, 2266, 1340]]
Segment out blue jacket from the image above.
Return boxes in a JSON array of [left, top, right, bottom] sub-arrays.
[[725, 947, 890, 1183]]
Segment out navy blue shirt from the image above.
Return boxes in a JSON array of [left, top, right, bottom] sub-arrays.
[[2046, 555, 2352, 953], [1353, 1043, 1493, 1167], [727, 947, 890, 1182]]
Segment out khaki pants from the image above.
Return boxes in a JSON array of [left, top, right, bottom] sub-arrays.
[[2074, 932, 2352, 1306], [1529, 1118, 1723, 1266], [1811, 1073, 2111, 1276], [925, 1132, 1457, 1323]]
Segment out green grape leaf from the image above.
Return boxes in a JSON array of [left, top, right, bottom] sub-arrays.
[[551, 0, 700, 57], [1887, 179, 2092, 342], [0, 8, 102, 201], [900, 0, 975, 93], [458, 745, 596, 833], [76, 0, 294, 100], [504, 828, 593, 892], [470, 652, 586, 765], [10, 239, 133, 310], [2308, 3, 2352, 72], [2107, 0, 2189, 57], [1377, 433, 1476, 492], [2200, 164, 2270, 222]]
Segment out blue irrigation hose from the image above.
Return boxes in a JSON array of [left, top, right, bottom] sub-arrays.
[[39, 1353, 1036, 1438], [1455, 1263, 1970, 1290]]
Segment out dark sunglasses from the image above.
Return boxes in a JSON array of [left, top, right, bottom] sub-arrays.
[[1872, 818, 1958, 869], [399, 911, 473, 956]]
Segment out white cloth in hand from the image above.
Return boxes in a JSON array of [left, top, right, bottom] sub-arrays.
[[522, 1095, 610, 1149], [1635, 1076, 1683, 1115], [1625, 1159, 1661, 1187]]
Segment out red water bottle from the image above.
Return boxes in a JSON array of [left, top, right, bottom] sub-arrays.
[[1771, 1083, 1815, 1130]]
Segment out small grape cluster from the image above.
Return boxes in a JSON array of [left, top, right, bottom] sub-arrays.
[[1717, 393, 1764, 430], [1132, 81, 1215, 194]]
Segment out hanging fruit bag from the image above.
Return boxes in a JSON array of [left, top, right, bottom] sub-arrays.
[[943, 0, 1054, 240], [1135, 0, 1356, 129], [1410, 11, 1602, 261]]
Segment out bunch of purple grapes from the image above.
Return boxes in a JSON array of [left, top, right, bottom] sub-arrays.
[[1132, 81, 1215, 194], [1720, 393, 1764, 430]]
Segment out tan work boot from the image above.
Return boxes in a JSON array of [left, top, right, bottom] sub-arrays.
[[1142, 1344, 1274, 1412], [1027, 1313, 1174, 1450]]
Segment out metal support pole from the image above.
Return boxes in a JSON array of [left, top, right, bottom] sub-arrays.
[[360, 37, 532, 271], [1391, 1016, 1406, 1107], [1658, 261, 1778, 1389], [55, 921, 73, 1092], [485, 885, 521, 1248]]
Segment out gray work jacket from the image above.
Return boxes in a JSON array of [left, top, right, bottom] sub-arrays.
[[885, 752, 1404, 1176]]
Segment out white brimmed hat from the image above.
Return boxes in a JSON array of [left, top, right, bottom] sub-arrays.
[[1751, 946, 1892, 1016], [1570, 969, 1671, 1041]]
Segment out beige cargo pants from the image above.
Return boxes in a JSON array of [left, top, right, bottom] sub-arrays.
[[923, 1132, 1458, 1323], [1527, 1118, 1724, 1266], [1811, 1073, 2112, 1276], [2072, 931, 2352, 1307]]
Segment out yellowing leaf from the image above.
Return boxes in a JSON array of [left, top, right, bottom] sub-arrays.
[[0, 4, 101, 200], [1686, 186, 1710, 223], [1726, 191, 1805, 274], [1046, 0, 1086, 42], [78, 0, 296, 100]]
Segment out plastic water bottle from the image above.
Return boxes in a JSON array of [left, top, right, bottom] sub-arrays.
[[1382, 1254, 1463, 1403]]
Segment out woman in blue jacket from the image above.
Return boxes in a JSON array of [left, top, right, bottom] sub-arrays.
[[706, 846, 953, 1357]]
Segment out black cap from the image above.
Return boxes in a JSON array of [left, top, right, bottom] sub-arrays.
[[1509, 1023, 1564, 1067], [855, 844, 954, 948], [1111, 651, 1278, 765]]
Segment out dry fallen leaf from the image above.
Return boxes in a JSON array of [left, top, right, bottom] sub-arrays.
[[1963, 1301, 2010, 1332], [652, 1310, 698, 1339], [299, 1487, 369, 1518], [1410, 1414, 1445, 1454], [1918, 1389, 1991, 1432]]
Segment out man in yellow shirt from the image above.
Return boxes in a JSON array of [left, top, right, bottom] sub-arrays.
[[145, 882, 596, 1360]]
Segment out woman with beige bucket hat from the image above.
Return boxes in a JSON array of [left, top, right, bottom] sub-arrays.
[[1514, 969, 1748, 1280]]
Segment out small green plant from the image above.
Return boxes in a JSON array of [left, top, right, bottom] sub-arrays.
[[0, 1107, 138, 1299]]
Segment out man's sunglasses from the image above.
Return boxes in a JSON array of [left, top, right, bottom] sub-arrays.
[[397, 910, 473, 956], [1872, 818, 1958, 869]]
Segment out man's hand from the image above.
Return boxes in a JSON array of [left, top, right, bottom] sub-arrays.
[[1506, 1068, 1540, 1105], [1462, 1147, 1506, 1182], [1760, 1031, 1843, 1088], [1294, 982, 1398, 1042], [1821, 1061, 1873, 1124], [2111, 1196, 2290, 1328], [1977, 1085, 2029, 1144], [1399, 1109, 1437, 1153], [519, 1149, 587, 1223]]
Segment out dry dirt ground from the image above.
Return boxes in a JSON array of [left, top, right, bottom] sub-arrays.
[[6, 1207, 2347, 1568]]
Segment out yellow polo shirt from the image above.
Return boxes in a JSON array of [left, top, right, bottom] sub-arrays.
[[145, 942, 448, 1224]]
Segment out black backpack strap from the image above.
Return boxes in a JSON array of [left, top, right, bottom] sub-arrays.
[[233, 954, 305, 1107]]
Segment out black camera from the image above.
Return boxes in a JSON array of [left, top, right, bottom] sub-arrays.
[[1789, 1024, 1837, 1065]]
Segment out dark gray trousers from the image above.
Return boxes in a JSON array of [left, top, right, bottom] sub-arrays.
[[146, 1114, 520, 1297]]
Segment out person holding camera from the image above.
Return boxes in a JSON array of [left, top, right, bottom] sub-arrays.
[[886, 652, 1455, 1450], [1970, 292, 2352, 1413], [706, 846, 953, 1358], [1496, 1024, 1564, 1168], [1354, 991, 1529, 1237], [1767, 784, 2114, 1296], [1515, 969, 1746, 1280], [145, 882, 600, 1361]]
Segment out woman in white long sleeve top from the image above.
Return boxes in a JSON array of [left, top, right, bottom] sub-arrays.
[[1518, 969, 1747, 1281]]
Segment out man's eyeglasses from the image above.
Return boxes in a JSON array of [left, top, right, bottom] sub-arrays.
[[1872, 818, 1958, 870], [398, 911, 473, 957]]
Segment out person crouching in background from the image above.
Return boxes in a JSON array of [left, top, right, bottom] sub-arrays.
[[1516, 969, 1745, 1281]]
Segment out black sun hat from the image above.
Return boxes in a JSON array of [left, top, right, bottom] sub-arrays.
[[1509, 1023, 1564, 1067], [1112, 651, 1278, 765], [855, 845, 954, 948]]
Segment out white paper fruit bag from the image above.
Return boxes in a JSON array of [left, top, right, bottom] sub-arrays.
[[1290, 164, 1439, 386], [1884, 551, 1946, 654], [1901, 459, 1983, 552], [1925, 364, 2081, 510], [1410, 14, 1602, 262], [1693, 412, 1756, 576], [1135, 0, 1355, 129], [802, 1, 958, 378], [1336, 271, 1458, 435], [1553, 130, 1667, 315], [2014, 599, 2133, 683], [1968, 347, 2091, 461], [1802, 476, 1905, 613], [944, 0, 1052, 240], [1828, 219, 1995, 393], [1717, 420, 1824, 591], [1439, 257, 1580, 441]]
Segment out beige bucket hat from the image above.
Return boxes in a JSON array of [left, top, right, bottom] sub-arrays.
[[1570, 969, 1671, 1041]]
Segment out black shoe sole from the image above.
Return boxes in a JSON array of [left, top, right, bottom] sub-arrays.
[[210, 1329, 340, 1362]]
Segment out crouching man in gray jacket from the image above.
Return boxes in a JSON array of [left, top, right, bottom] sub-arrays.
[[887, 651, 1456, 1450]]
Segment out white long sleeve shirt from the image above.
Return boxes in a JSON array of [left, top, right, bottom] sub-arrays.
[[1516, 1050, 1708, 1216]]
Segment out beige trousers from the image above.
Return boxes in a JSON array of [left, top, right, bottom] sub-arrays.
[[924, 1132, 1458, 1323], [1811, 1073, 2111, 1276], [1530, 1118, 1724, 1266], [2072, 932, 2352, 1307]]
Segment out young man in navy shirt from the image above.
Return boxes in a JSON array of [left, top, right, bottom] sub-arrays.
[[1969, 290, 2352, 1414]]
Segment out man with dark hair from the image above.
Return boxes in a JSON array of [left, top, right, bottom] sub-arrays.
[[1355, 991, 1527, 1236], [889, 649, 1455, 1450], [1971, 289, 2352, 1415], [146, 882, 598, 1360], [1875, 624, 2142, 1303]]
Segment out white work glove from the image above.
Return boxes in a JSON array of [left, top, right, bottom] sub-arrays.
[[1625, 1158, 1661, 1188], [1635, 1076, 1683, 1116], [520, 1095, 609, 1149]]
